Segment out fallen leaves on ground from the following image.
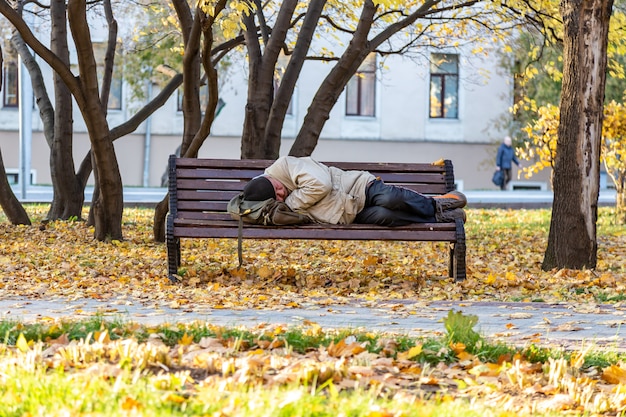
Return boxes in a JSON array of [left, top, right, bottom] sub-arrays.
[[2, 321, 626, 415], [0, 207, 624, 314], [1, 206, 626, 415]]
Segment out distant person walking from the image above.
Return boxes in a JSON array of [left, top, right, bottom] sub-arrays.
[[496, 136, 521, 190]]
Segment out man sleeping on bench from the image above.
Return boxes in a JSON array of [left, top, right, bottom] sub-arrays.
[[242, 156, 467, 227]]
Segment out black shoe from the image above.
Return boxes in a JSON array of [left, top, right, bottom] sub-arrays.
[[433, 191, 467, 211], [435, 208, 466, 223]]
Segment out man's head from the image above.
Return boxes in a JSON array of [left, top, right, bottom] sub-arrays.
[[504, 136, 512, 146], [242, 176, 276, 201]]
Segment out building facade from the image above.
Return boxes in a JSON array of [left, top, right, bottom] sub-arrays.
[[0, 19, 539, 192]]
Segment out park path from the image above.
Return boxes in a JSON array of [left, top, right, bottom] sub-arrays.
[[1, 296, 625, 351]]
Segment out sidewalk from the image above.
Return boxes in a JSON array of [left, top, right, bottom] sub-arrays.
[[10, 185, 619, 207], [2, 296, 625, 351], [6, 185, 622, 351]]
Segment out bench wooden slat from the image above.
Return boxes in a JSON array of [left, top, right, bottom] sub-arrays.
[[176, 179, 246, 191], [175, 165, 450, 176], [175, 211, 231, 221], [174, 225, 457, 241], [176, 190, 237, 202], [174, 158, 450, 173], [166, 155, 466, 283], [176, 171, 447, 186], [176, 185, 448, 200], [175, 175, 448, 190], [176, 168, 265, 180], [174, 218, 455, 231]]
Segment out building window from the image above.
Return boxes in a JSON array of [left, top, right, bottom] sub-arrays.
[[176, 88, 182, 112], [93, 43, 123, 110], [3, 61, 18, 108], [92, 65, 123, 111], [107, 75, 122, 110], [273, 77, 293, 116], [429, 54, 459, 119], [346, 54, 376, 117], [177, 84, 209, 113]]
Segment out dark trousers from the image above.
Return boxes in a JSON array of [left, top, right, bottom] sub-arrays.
[[502, 168, 512, 190], [354, 179, 436, 226]]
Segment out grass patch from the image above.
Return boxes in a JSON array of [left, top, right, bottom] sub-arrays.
[[1, 316, 626, 416]]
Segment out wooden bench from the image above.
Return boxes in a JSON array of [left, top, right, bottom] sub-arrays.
[[166, 156, 467, 283]]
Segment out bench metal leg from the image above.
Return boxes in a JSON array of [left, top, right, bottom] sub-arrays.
[[166, 214, 180, 283], [448, 243, 454, 278], [450, 218, 467, 281], [166, 237, 180, 283]]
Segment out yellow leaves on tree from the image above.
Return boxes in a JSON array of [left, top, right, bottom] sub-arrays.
[[518, 99, 626, 223], [518, 102, 559, 178], [602, 101, 626, 223]]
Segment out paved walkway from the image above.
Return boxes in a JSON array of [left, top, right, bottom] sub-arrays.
[[12, 185, 618, 207], [2, 296, 625, 351], [6, 186, 621, 350]]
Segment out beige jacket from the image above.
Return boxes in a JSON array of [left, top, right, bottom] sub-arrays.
[[265, 156, 375, 224]]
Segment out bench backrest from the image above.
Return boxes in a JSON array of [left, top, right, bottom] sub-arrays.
[[168, 156, 456, 222]]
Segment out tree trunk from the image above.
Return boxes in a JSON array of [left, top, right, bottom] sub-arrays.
[[153, 4, 226, 243], [0, 148, 30, 225], [240, 9, 272, 159], [153, 2, 202, 243], [49, 0, 83, 220], [68, 0, 124, 241], [239, 0, 299, 159], [173, 2, 202, 157], [542, 0, 613, 270], [263, 0, 327, 153]]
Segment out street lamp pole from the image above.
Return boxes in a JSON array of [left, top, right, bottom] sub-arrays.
[[18, 51, 33, 199]]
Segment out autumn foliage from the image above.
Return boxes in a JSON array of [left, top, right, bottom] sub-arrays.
[[518, 101, 626, 224], [602, 101, 626, 223]]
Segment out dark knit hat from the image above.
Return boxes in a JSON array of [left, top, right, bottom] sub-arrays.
[[242, 176, 276, 201]]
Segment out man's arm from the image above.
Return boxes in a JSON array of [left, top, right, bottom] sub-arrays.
[[285, 159, 332, 211]]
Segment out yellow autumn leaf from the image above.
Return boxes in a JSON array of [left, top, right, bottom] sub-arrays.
[[179, 333, 194, 346], [363, 255, 379, 266], [406, 344, 423, 359], [449, 342, 466, 355], [366, 410, 394, 417], [304, 321, 323, 336], [398, 344, 423, 361], [468, 363, 501, 377], [165, 394, 186, 404], [16, 333, 29, 353], [95, 330, 111, 344], [457, 351, 474, 362], [603, 365, 626, 384], [257, 266, 273, 278], [328, 339, 366, 357], [121, 397, 142, 411]]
